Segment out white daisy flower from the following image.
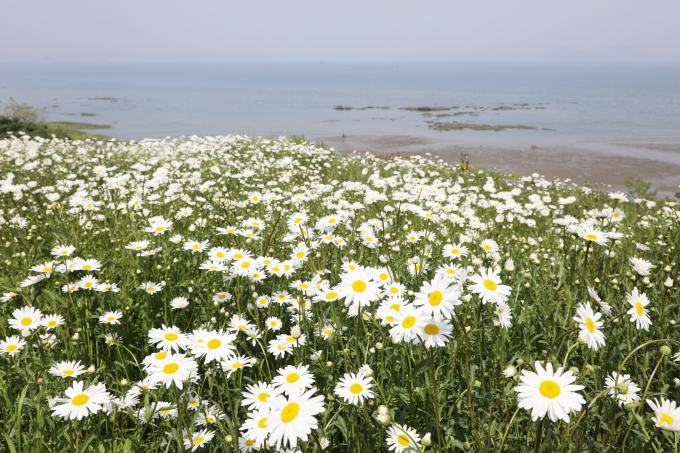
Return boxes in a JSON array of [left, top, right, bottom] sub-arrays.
[[514, 361, 585, 422]]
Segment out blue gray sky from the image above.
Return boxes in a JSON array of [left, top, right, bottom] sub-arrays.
[[1, 0, 679, 63]]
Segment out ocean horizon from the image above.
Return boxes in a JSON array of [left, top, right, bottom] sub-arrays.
[[2, 62, 680, 193]]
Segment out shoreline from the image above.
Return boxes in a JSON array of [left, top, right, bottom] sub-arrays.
[[311, 132, 680, 197]]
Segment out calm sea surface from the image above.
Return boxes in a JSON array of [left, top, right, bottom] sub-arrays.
[[1, 62, 679, 146]]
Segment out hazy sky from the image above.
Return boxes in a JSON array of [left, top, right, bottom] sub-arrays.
[[1, 0, 679, 63]]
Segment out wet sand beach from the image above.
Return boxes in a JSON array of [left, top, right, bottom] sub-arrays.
[[314, 133, 680, 197]]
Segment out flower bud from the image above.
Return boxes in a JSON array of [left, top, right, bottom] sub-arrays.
[[291, 325, 302, 339], [624, 401, 640, 411], [87, 365, 96, 374], [21, 328, 31, 338], [121, 379, 129, 386], [422, 433, 432, 447], [665, 278, 674, 288], [326, 361, 333, 368], [376, 342, 383, 350], [378, 405, 388, 415], [376, 413, 390, 425], [569, 366, 579, 376], [660, 345, 672, 356], [615, 382, 628, 394], [225, 435, 233, 443], [504, 259, 515, 272]]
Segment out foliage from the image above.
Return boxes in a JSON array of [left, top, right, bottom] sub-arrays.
[[625, 176, 658, 200], [0, 135, 678, 452], [1, 97, 47, 124], [0, 117, 73, 140]]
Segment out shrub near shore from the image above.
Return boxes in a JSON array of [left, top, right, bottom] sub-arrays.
[[0, 134, 679, 452]]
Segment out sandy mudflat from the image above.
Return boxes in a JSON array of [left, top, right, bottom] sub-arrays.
[[311, 133, 680, 197]]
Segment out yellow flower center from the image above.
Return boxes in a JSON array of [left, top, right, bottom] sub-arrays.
[[350, 383, 363, 394], [162, 363, 179, 374], [193, 437, 204, 445], [72, 394, 89, 406], [539, 380, 561, 398], [107, 316, 115, 322], [281, 402, 300, 423], [258, 392, 270, 402], [207, 339, 221, 350], [446, 269, 457, 274], [155, 227, 164, 231], [241, 262, 251, 268], [484, 245, 491, 251], [585, 318, 595, 333], [216, 252, 225, 258], [325, 292, 338, 300], [7, 345, 17, 352], [258, 417, 268, 428], [424, 324, 440, 335], [398, 434, 410, 446], [82, 265, 91, 270], [286, 373, 300, 383], [586, 234, 597, 241], [483, 279, 497, 291], [661, 413, 674, 426], [636, 302, 644, 316], [245, 439, 256, 446], [352, 280, 367, 292], [296, 252, 304, 258], [156, 352, 167, 360], [402, 316, 416, 328], [63, 370, 75, 376], [232, 362, 243, 369], [21, 317, 32, 326], [44, 267, 53, 272], [428, 291, 443, 306], [451, 248, 460, 255], [233, 253, 243, 259], [164, 333, 178, 341]]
